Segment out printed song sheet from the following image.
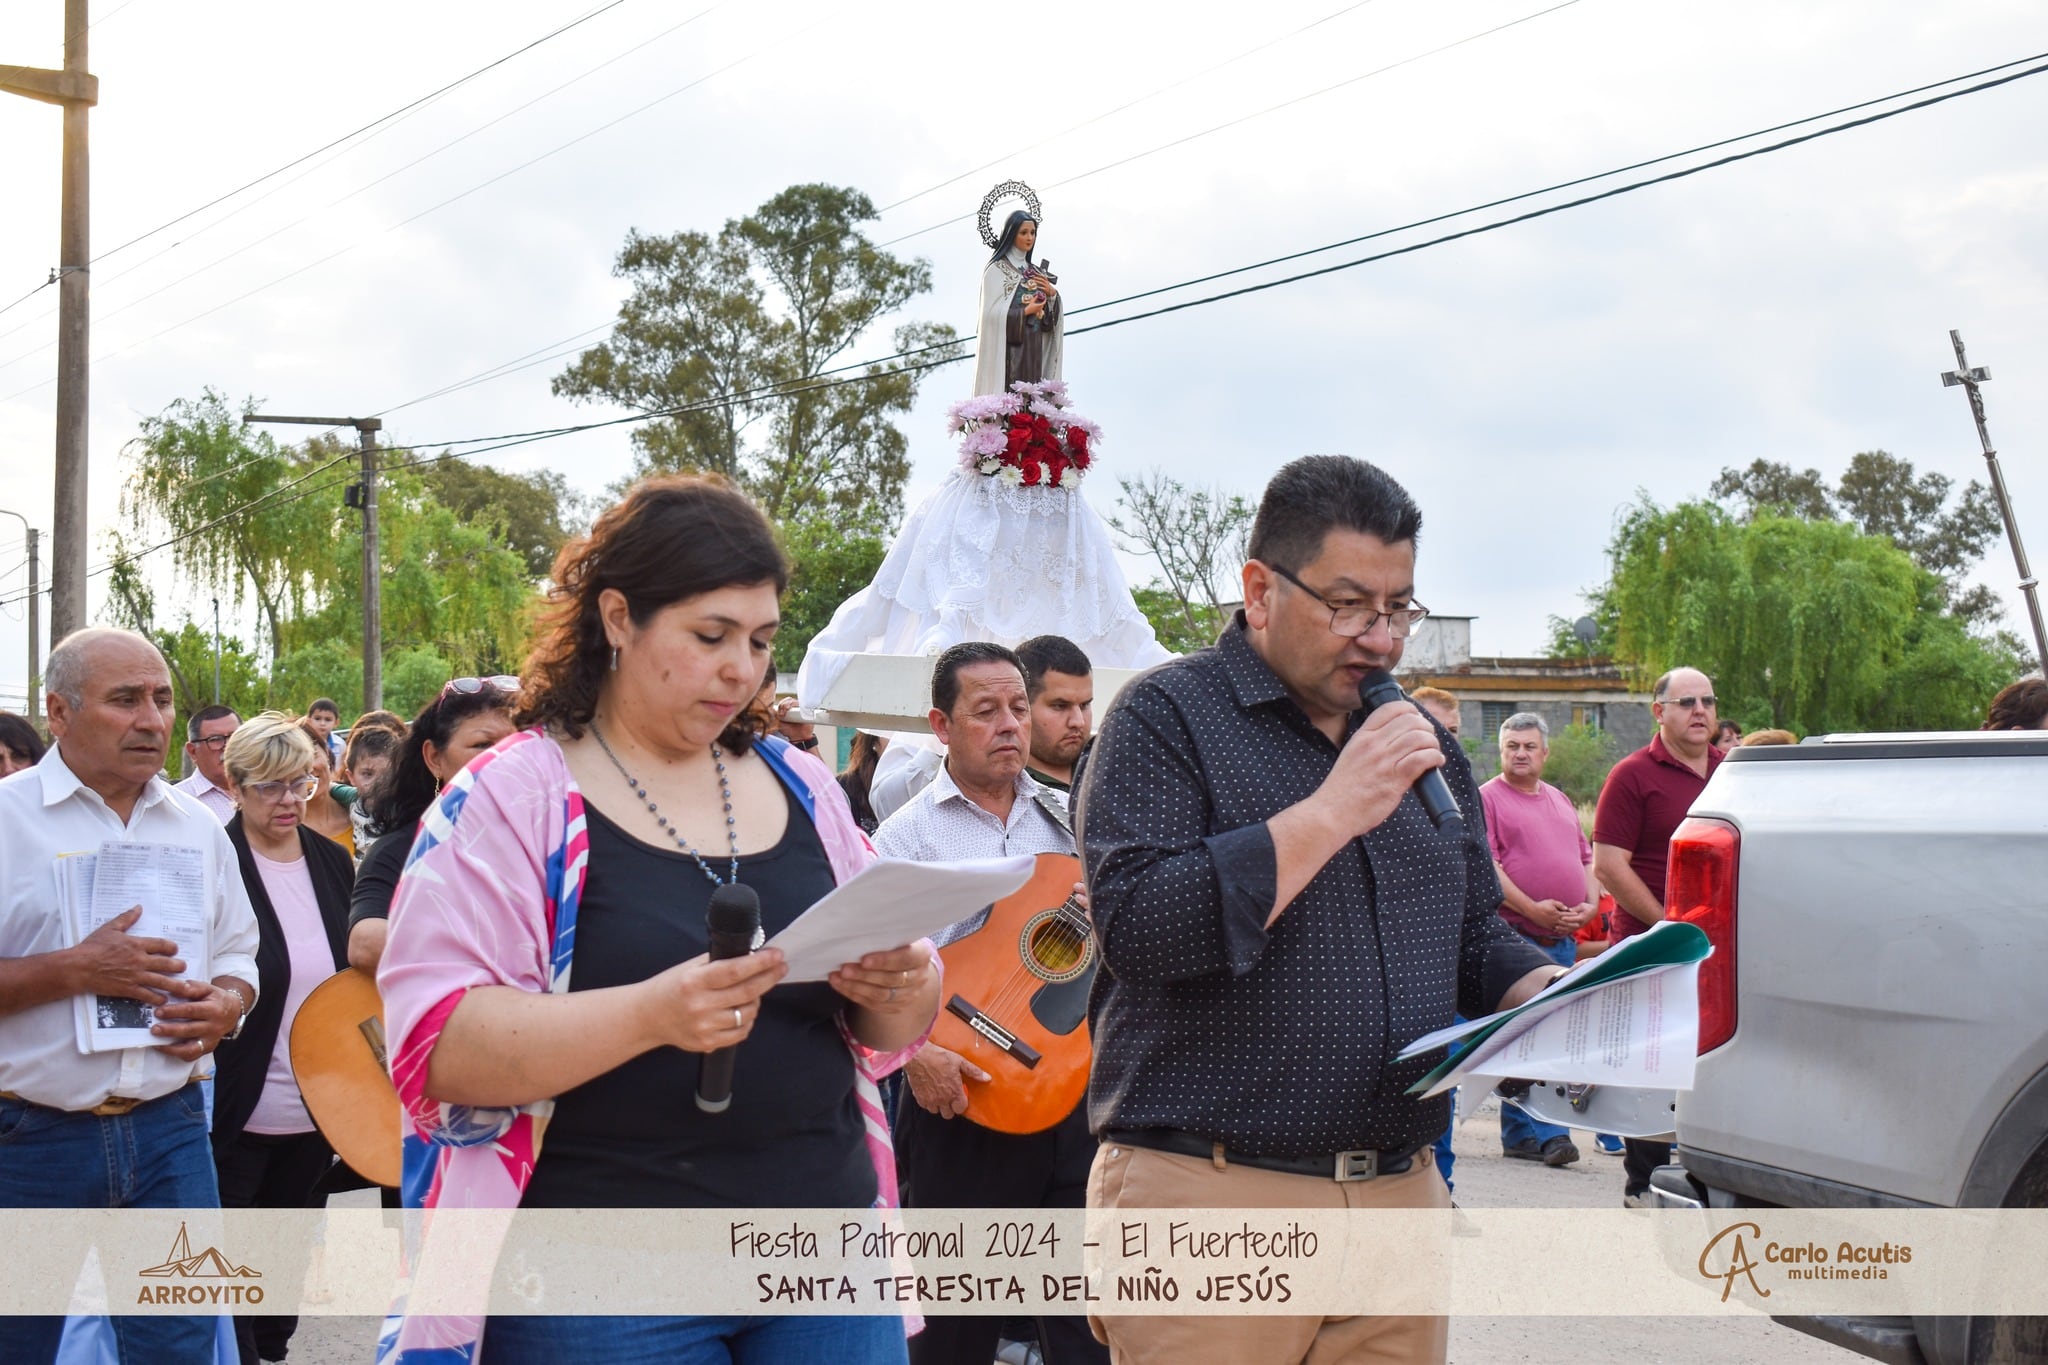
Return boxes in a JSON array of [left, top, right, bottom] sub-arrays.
[[67, 841, 211, 1052], [1427, 962, 1701, 1100], [1399, 919, 1712, 1099], [767, 855, 1036, 981]]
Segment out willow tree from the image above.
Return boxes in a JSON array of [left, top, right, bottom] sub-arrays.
[[121, 390, 339, 663], [1603, 500, 2018, 733]]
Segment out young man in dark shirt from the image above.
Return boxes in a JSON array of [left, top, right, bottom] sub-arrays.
[[1078, 455, 1563, 1365]]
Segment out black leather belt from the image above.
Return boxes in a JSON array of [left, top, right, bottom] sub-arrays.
[[1106, 1128, 1422, 1182]]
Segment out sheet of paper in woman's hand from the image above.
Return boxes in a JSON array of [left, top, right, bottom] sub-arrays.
[[768, 855, 1036, 982]]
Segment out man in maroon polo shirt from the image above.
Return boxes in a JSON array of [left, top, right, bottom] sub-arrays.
[[1592, 665, 1725, 1204]]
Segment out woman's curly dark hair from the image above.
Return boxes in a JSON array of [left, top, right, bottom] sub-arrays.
[[518, 474, 789, 752], [1983, 676, 2048, 732]]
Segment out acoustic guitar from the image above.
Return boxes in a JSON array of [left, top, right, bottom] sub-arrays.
[[289, 967, 401, 1188], [928, 851, 1097, 1135]]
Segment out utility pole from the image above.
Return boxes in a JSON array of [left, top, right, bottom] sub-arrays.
[[0, 510, 39, 721], [211, 597, 222, 705], [1, 0, 98, 643], [1941, 330, 2048, 677], [244, 414, 383, 711]]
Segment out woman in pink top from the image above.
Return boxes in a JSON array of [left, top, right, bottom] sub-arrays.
[[377, 476, 942, 1365], [214, 713, 354, 1365]]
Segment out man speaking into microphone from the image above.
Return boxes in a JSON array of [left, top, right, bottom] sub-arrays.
[[1076, 455, 1564, 1365]]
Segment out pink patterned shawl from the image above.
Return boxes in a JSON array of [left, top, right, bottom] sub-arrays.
[[375, 728, 930, 1362]]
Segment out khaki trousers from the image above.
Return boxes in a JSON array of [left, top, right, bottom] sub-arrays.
[[1086, 1139, 1451, 1365]]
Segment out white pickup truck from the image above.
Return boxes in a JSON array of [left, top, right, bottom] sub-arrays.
[[1640, 729, 2048, 1365]]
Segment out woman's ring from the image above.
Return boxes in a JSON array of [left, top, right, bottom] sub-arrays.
[[900, 970, 910, 986], [887, 986, 898, 1002], [732, 1008, 742, 1029]]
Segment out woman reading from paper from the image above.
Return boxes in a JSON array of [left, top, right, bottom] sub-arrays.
[[376, 475, 942, 1365]]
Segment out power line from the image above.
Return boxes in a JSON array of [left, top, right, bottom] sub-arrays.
[[1, 6, 718, 351], [873, 0, 1588, 253], [0, 2, 624, 338], [865, 0, 1389, 223], [1065, 46, 2048, 320], [7, 47, 2044, 608], [0, 43, 762, 398], [340, 0, 1581, 420], [1062, 55, 2048, 335], [91, 2, 625, 270]]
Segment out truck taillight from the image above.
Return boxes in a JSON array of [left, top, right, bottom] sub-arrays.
[[1667, 816, 1738, 1053]]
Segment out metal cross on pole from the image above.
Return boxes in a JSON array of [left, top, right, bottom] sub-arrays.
[[1941, 329, 2048, 676]]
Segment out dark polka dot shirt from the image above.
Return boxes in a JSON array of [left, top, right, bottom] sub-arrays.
[[1075, 618, 1552, 1158]]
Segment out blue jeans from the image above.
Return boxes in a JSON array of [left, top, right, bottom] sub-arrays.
[[0, 1084, 222, 1365], [1501, 936, 1579, 1152], [485, 1312, 909, 1365]]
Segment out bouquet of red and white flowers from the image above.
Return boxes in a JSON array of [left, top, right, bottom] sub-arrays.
[[946, 379, 1099, 489]]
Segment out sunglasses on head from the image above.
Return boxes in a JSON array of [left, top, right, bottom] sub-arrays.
[[441, 675, 519, 699]]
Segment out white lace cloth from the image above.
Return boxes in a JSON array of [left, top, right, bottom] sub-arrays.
[[796, 470, 1170, 709]]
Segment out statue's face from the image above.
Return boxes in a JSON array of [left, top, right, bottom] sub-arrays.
[[1016, 220, 1037, 255]]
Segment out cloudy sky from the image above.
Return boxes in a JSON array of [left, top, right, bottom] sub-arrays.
[[2, 0, 2045, 709]]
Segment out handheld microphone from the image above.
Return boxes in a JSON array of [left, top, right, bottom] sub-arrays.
[[695, 882, 761, 1114], [1358, 668, 1467, 837]]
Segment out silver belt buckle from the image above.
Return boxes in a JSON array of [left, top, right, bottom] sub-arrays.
[[1334, 1148, 1378, 1182]]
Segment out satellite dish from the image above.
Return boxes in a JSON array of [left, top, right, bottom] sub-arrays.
[[1572, 616, 1599, 646]]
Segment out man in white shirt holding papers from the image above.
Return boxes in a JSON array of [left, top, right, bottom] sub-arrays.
[[0, 628, 261, 1365]]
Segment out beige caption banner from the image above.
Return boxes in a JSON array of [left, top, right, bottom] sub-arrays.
[[4, 1208, 2045, 1317]]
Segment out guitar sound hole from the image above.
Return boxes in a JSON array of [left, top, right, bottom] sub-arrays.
[[1027, 916, 1089, 978]]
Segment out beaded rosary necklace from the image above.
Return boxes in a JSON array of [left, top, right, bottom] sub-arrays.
[[590, 721, 739, 887]]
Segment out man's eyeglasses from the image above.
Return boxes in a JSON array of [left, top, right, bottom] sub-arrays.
[[1661, 695, 1718, 710], [441, 675, 519, 699], [245, 774, 319, 804], [1267, 563, 1430, 640], [189, 734, 232, 751]]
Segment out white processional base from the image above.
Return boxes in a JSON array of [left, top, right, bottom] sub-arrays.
[[800, 653, 1146, 735]]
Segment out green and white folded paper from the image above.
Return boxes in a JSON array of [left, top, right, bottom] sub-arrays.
[[1399, 919, 1713, 1100]]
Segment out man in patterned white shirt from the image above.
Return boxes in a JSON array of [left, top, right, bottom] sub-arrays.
[[873, 640, 1106, 1365]]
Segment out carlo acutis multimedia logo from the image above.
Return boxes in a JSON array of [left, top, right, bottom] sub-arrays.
[[1697, 1222, 1912, 1302], [136, 1222, 265, 1306]]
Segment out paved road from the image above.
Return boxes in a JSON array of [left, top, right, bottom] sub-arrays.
[[288, 1103, 1855, 1364]]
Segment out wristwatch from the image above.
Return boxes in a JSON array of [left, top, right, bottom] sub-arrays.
[[794, 737, 819, 751]]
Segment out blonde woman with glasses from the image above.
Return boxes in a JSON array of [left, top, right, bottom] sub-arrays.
[[214, 713, 355, 1365]]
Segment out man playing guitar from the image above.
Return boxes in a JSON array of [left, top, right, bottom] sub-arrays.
[[873, 640, 1106, 1365]]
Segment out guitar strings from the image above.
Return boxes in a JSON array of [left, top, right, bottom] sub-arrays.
[[983, 895, 1090, 1018], [981, 896, 1095, 1023]]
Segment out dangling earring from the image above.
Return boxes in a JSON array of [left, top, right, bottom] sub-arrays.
[[610, 645, 620, 672]]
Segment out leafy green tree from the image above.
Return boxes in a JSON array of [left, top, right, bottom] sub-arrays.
[[1711, 451, 2004, 623], [421, 460, 587, 579], [1542, 721, 1619, 806], [118, 392, 543, 717], [1600, 499, 2021, 733], [1132, 585, 1222, 656], [555, 184, 960, 526], [1111, 471, 1253, 651], [773, 512, 888, 673], [121, 390, 333, 663]]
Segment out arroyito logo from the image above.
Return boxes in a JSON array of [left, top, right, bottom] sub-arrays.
[[136, 1222, 265, 1306], [1699, 1221, 1912, 1302]]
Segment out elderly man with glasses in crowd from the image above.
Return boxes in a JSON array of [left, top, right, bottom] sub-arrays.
[[0, 628, 261, 1363], [174, 704, 242, 824], [1591, 665, 1724, 1207]]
